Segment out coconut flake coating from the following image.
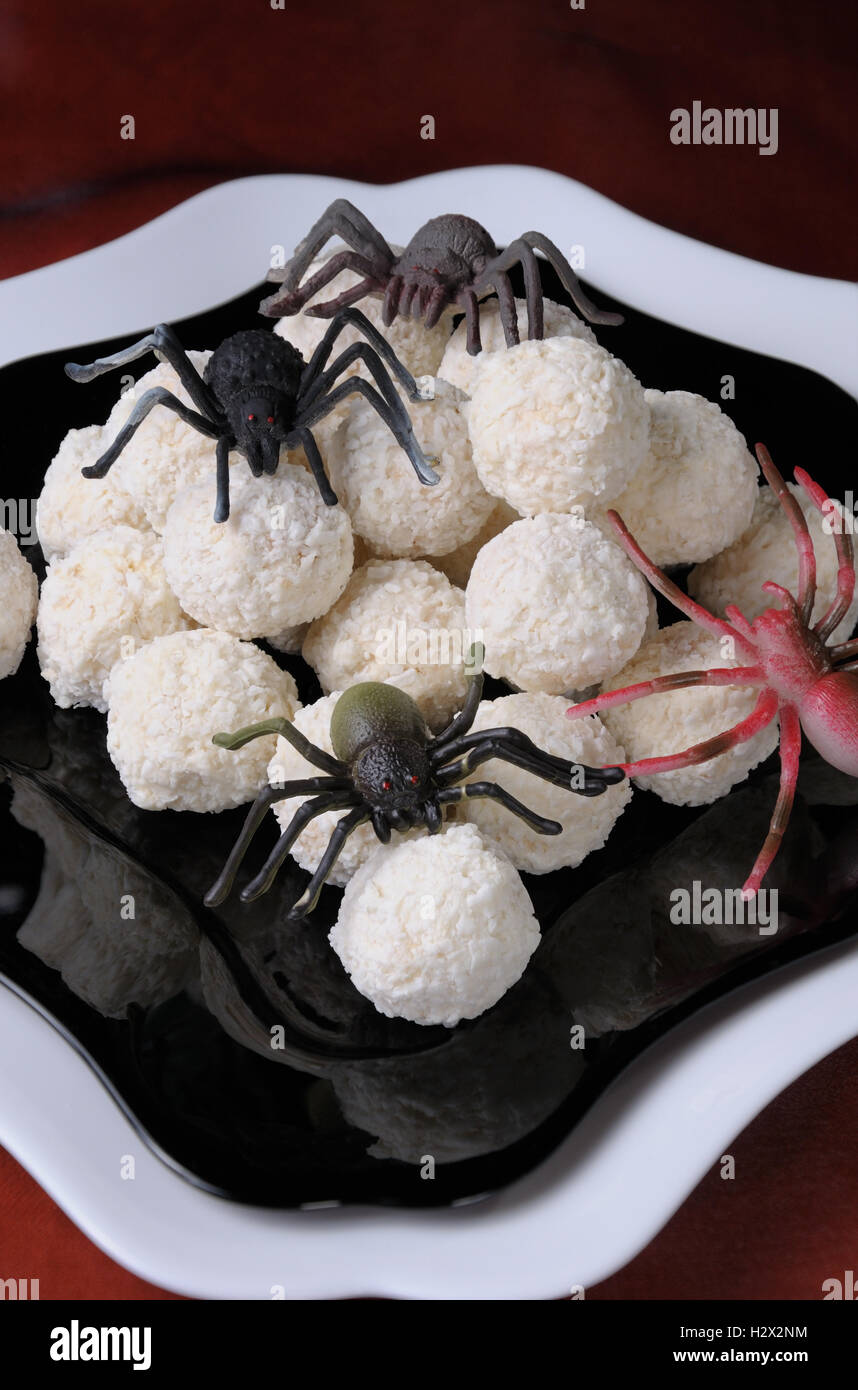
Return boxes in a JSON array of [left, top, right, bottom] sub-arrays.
[[599, 621, 779, 805], [466, 337, 649, 516], [0, 528, 38, 680], [327, 378, 494, 559], [162, 465, 353, 638], [329, 823, 540, 1027], [689, 481, 858, 645], [457, 694, 631, 872], [37, 425, 149, 561], [439, 295, 596, 396], [101, 351, 230, 533], [267, 691, 381, 886], [426, 498, 520, 589], [37, 525, 191, 712], [105, 629, 300, 812], [590, 390, 758, 567], [465, 514, 649, 694], [273, 248, 455, 380], [302, 559, 470, 730]]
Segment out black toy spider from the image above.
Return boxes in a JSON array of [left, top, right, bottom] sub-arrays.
[[64, 309, 439, 523], [259, 199, 624, 355], [204, 647, 626, 920]]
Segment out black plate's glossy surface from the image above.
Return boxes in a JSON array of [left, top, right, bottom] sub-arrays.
[[1, 270, 857, 1209]]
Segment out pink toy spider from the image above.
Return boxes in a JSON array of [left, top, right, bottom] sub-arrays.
[[567, 444, 858, 899]]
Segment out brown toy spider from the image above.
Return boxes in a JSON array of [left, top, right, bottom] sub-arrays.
[[260, 199, 623, 354], [568, 445, 858, 900]]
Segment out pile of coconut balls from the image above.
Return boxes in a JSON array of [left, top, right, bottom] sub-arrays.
[[8, 267, 855, 1030]]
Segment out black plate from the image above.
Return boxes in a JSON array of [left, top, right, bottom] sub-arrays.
[[1, 269, 857, 1209]]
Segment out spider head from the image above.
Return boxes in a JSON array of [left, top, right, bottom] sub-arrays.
[[230, 393, 292, 475], [352, 738, 434, 824]]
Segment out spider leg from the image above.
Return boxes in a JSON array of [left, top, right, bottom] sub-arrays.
[[567, 667, 765, 721], [299, 307, 427, 403], [513, 232, 624, 326], [80, 387, 221, 479], [741, 702, 801, 899], [432, 645, 485, 746], [298, 377, 440, 487], [617, 688, 779, 779], [291, 427, 338, 506], [264, 198, 394, 293], [424, 285, 450, 329], [214, 434, 233, 523], [434, 734, 623, 797], [478, 239, 545, 341], [755, 445, 816, 624], [423, 798, 443, 833], [242, 795, 360, 903], [382, 275, 404, 326], [213, 718, 347, 776], [437, 782, 562, 835], [606, 509, 759, 659], [65, 325, 221, 418], [832, 636, 858, 665], [204, 779, 351, 907], [286, 805, 371, 918], [261, 250, 382, 318], [793, 465, 855, 643]]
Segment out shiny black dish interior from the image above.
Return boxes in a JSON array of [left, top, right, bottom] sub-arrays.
[[1, 264, 857, 1209]]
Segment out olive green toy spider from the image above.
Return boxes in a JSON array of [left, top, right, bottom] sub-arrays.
[[205, 647, 625, 920]]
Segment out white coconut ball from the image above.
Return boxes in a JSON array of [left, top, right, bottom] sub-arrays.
[[426, 498, 520, 588], [327, 378, 494, 559], [589, 390, 758, 567], [689, 481, 858, 645], [0, 529, 38, 679], [302, 559, 470, 730], [439, 295, 596, 396], [162, 465, 353, 639], [457, 693, 631, 873], [100, 351, 231, 533], [466, 337, 649, 516], [267, 691, 383, 886], [597, 621, 779, 805], [37, 425, 149, 561], [329, 823, 540, 1027], [37, 526, 191, 712], [465, 514, 649, 694], [104, 629, 299, 812], [272, 246, 455, 380]]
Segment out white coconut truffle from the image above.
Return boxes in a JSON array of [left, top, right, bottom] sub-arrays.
[[589, 390, 758, 567], [426, 498, 520, 589], [0, 529, 38, 679], [689, 482, 858, 645], [302, 559, 470, 729], [162, 465, 353, 639], [327, 378, 494, 559], [467, 337, 649, 516], [598, 621, 779, 805], [37, 526, 191, 712], [273, 247, 455, 380], [104, 629, 300, 812], [457, 693, 631, 873], [439, 295, 596, 396], [37, 425, 149, 561], [466, 514, 649, 694], [267, 691, 385, 886], [329, 824, 540, 1027]]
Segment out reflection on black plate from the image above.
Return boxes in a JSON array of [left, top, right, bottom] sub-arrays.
[[1, 269, 857, 1209]]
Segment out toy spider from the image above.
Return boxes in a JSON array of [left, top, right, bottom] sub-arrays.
[[260, 199, 623, 355], [205, 647, 625, 918], [64, 310, 439, 523], [568, 444, 858, 899]]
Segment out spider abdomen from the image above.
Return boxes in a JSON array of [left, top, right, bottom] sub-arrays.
[[330, 682, 429, 764], [799, 671, 858, 776], [204, 330, 304, 409]]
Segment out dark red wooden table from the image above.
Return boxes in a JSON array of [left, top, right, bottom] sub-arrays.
[[1, 0, 856, 1299]]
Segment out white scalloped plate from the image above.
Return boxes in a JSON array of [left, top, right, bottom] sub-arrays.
[[1, 167, 857, 1300]]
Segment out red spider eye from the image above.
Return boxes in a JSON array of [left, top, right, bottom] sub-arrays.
[[247, 413, 255, 421], [410, 775, 419, 785], [382, 780, 391, 791], [267, 415, 274, 424]]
